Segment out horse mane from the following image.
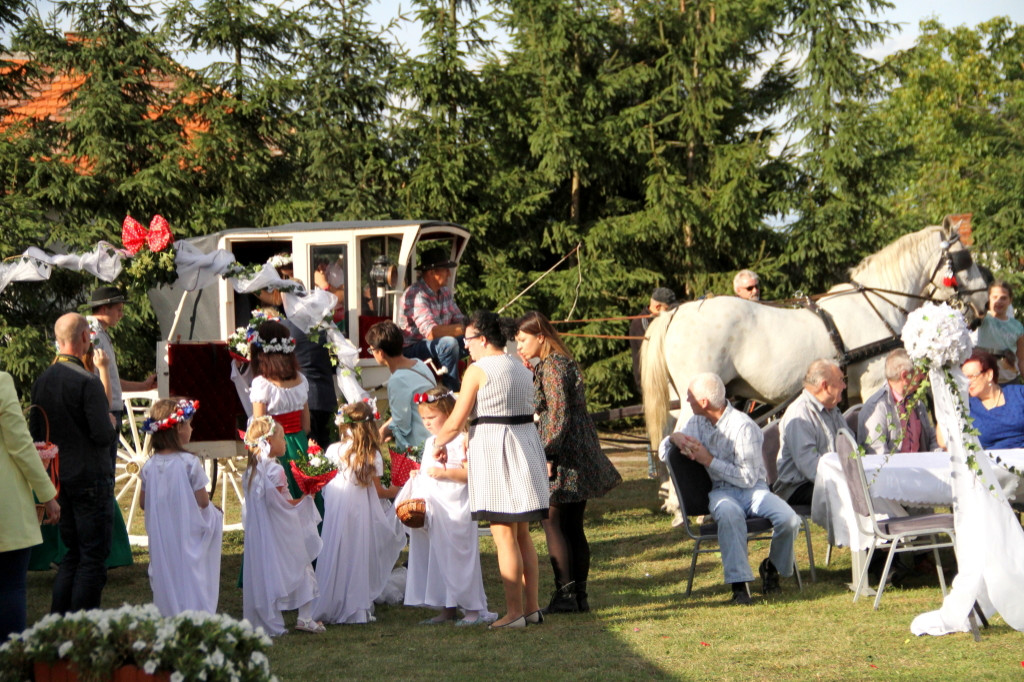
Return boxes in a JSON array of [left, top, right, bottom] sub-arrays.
[[846, 225, 942, 290]]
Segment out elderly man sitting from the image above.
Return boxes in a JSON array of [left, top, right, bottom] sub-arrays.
[[774, 359, 847, 507], [858, 349, 939, 454], [660, 373, 801, 604]]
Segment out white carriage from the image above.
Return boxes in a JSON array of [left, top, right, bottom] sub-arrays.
[[115, 220, 470, 542]]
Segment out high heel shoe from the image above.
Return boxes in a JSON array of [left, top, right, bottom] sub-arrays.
[[488, 615, 527, 630], [525, 610, 544, 625]]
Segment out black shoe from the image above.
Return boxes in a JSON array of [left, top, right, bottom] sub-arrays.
[[545, 581, 580, 613], [759, 558, 780, 595], [575, 581, 589, 613], [730, 589, 753, 605]]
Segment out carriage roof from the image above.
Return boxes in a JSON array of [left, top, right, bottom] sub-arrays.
[[150, 219, 470, 343]]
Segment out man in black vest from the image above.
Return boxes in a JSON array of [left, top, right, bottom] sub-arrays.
[[30, 313, 117, 613]]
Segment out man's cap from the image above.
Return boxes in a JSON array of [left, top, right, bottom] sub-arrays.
[[415, 246, 457, 271], [88, 286, 126, 308], [651, 287, 676, 304]]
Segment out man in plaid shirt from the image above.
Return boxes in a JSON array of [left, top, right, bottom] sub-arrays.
[[399, 246, 467, 391]]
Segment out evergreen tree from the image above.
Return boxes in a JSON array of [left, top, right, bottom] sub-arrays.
[[873, 17, 1024, 287], [779, 0, 899, 292]]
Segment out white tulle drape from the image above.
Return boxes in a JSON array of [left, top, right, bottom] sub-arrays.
[[910, 366, 1024, 635]]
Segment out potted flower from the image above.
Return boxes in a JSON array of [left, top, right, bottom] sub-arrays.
[[0, 605, 278, 682]]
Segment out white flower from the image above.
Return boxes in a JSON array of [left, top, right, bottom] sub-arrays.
[[143, 660, 158, 674], [309, 456, 323, 468], [171, 672, 185, 682], [58, 641, 74, 657], [902, 302, 973, 368]]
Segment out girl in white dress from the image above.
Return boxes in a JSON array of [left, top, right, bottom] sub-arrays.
[[312, 402, 404, 624], [242, 416, 324, 636], [403, 387, 495, 626], [140, 398, 222, 617]]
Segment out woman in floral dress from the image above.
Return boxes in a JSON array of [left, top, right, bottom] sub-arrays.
[[515, 311, 621, 613]]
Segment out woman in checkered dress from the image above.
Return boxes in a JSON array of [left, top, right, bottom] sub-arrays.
[[429, 310, 549, 629]]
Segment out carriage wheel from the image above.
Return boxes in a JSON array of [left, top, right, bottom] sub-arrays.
[[202, 451, 246, 532], [115, 391, 157, 543]]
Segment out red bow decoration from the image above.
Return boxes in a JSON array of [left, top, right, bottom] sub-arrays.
[[122, 214, 172, 255], [943, 276, 958, 288]]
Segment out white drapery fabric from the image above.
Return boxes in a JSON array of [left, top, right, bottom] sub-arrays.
[[0, 243, 124, 293], [910, 366, 1024, 635]]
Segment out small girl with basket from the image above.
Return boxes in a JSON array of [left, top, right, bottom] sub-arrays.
[[242, 416, 324, 636], [139, 398, 222, 616], [401, 387, 495, 626], [311, 401, 404, 624]]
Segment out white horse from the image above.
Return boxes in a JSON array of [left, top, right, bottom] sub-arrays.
[[642, 220, 989, 447]]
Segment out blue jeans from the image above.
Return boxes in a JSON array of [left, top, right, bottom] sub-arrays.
[[403, 336, 464, 391], [0, 546, 32, 640], [51, 479, 113, 613], [708, 481, 801, 584]]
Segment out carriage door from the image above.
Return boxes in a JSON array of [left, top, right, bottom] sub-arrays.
[[357, 234, 402, 357], [307, 244, 350, 336]]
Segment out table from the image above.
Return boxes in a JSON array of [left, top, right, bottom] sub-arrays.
[[811, 449, 1024, 588]]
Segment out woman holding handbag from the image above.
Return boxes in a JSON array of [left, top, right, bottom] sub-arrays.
[[0, 370, 60, 639]]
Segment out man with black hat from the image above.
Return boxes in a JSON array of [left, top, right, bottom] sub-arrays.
[[87, 287, 158, 438], [630, 287, 677, 391], [399, 246, 467, 391]]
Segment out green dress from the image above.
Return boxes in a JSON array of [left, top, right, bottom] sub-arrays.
[[28, 496, 133, 571]]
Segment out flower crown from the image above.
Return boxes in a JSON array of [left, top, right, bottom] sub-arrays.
[[250, 332, 296, 354], [228, 311, 282, 360], [414, 391, 454, 405], [335, 397, 380, 425], [143, 399, 199, 434], [243, 416, 278, 457], [268, 253, 293, 269]]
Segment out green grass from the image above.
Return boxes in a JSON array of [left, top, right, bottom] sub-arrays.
[[25, 454, 1024, 681]]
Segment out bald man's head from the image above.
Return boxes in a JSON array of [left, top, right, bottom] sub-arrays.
[[55, 313, 90, 355]]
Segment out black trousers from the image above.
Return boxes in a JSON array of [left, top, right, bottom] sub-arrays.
[[51, 479, 113, 613]]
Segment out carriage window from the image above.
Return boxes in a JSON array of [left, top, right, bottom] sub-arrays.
[[359, 235, 401, 318], [310, 245, 348, 333]]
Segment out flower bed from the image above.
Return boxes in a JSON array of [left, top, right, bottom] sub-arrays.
[[0, 606, 277, 682]]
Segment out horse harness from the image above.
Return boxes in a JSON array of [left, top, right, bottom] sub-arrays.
[[805, 234, 983, 372]]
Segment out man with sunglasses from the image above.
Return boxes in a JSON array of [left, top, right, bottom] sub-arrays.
[[733, 270, 761, 301]]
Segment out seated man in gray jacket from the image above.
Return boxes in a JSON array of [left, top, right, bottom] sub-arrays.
[[773, 359, 847, 506], [857, 349, 939, 455]]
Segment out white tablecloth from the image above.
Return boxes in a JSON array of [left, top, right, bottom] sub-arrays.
[[811, 450, 1024, 551]]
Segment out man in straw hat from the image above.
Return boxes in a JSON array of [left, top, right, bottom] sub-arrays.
[[399, 246, 467, 391]]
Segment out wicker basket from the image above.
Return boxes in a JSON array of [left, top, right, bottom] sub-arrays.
[[395, 498, 426, 528], [28, 404, 59, 524]]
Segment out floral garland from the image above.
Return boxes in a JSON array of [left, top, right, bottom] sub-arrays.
[[249, 332, 296, 355], [142, 399, 198, 434], [244, 416, 278, 458], [268, 253, 293, 269], [901, 302, 981, 473], [335, 397, 380, 425], [413, 390, 454, 405], [227, 310, 280, 361]]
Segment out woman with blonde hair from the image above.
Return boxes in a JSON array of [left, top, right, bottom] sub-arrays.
[[515, 311, 621, 613]]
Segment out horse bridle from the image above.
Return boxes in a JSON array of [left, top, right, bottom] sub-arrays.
[[922, 232, 987, 315]]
